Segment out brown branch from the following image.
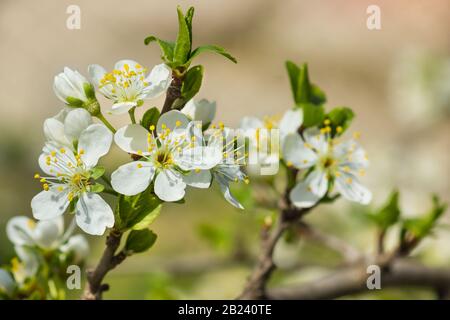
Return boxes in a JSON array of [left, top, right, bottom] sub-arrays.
[[82, 230, 126, 300], [267, 259, 450, 300], [161, 71, 183, 114]]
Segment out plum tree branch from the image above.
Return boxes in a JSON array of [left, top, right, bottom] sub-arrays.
[[267, 259, 450, 300]]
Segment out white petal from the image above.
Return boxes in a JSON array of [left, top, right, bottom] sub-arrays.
[[215, 174, 244, 209], [279, 109, 303, 139], [64, 108, 92, 141], [144, 63, 172, 99], [0, 269, 16, 297], [114, 124, 151, 155], [290, 180, 321, 208], [335, 173, 372, 205], [6, 217, 35, 246], [307, 169, 329, 198], [183, 170, 212, 189], [154, 170, 186, 202], [334, 140, 369, 170], [33, 216, 64, 249], [31, 190, 69, 220], [78, 124, 113, 168], [109, 101, 137, 115], [181, 99, 216, 124], [88, 64, 113, 98], [303, 127, 329, 155], [282, 133, 317, 169], [43, 118, 71, 148], [15, 246, 39, 279], [157, 110, 190, 135], [60, 235, 89, 262], [75, 193, 114, 236], [239, 116, 264, 130], [114, 59, 140, 72], [111, 161, 155, 196], [176, 146, 222, 171]]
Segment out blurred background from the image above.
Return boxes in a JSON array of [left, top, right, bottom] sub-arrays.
[[0, 0, 448, 299]]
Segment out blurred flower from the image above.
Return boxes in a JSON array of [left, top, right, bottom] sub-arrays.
[[283, 128, 371, 207], [0, 269, 16, 298], [112, 111, 221, 202], [88, 60, 171, 115], [31, 124, 113, 235]]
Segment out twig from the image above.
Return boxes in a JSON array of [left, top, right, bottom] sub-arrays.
[[161, 71, 183, 114], [267, 259, 450, 300], [82, 230, 127, 300]]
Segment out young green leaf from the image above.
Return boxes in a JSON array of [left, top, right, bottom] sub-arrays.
[[173, 65, 203, 108], [185, 7, 195, 45], [144, 36, 175, 64], [285, 61, 326, 106], [83, 83, 96, 100], [285, 61, 301, 103], [115, 187, 162, 231], [402, 194, 447, 239], [173, 6, 191, 66], [326, 107, 355, 136], [141, 107, 160, 131], [88, 183, 105, 194], [189, 45, 237, 64], [125, 229, 157, 254], [369, 190, 401, 230], [302, 103, 325, 127]]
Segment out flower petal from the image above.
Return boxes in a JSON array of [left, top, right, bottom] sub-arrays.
[[215, 174, 244, 209], [176, 146, 222, 170], [144, 63, 172, 99], [14, 246, 39, 279], [6, 217, 35, 246], [75, 193, 114, 236], [154, 170, 186, 202], [289, 180, 322, 208], [114, 59, 140, 72], [31, 190, 69, 220], [239, 116, 264, 130], [111, 161, 155, 196], [0, 269, 16, 297], [307, 169, 329, 198], [114, 124, 151, 155], [64, 108, 92, 142], [282, 133, 317, 169], [157, 110, 190, 135], [279, 109, 303, 139], [60, 235, 89, 263], [33, 216, 64, 249], [181, 99, 216, 124], [43, 118, 71, 148], [303, 127, 329, 155], [88, 64, 113, 98], [335, 173, 372, 205], [78, 124, 113, 168], [109, 101, 137, 115], [183, 170, 212, 189]]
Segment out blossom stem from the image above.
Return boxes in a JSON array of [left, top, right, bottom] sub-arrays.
[[128, 107, 137, 124], [96, 113, 116, 133], [161, 71, 183, 114]]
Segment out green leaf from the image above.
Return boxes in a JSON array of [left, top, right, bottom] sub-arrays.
[[185, 7, 195, 45], [144, 36, 175, 63], [285, 61, 301, 103], [369, 190, 401, 230], [125, 229, 157, 254], [140, 107, 160, 131], [115, 187, 162, 231], [90, 166, 105, 180], [402, 194, 447, 239], [327, 107, 355, 136], [132, 204, 161, 230], [285, 61, 326, 105], [173, 6, 191, 66], [189, 45, 237, 64], [302, 103, 325, 127], [87, 183, 105, 193], [173, 65, 203, 108]]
